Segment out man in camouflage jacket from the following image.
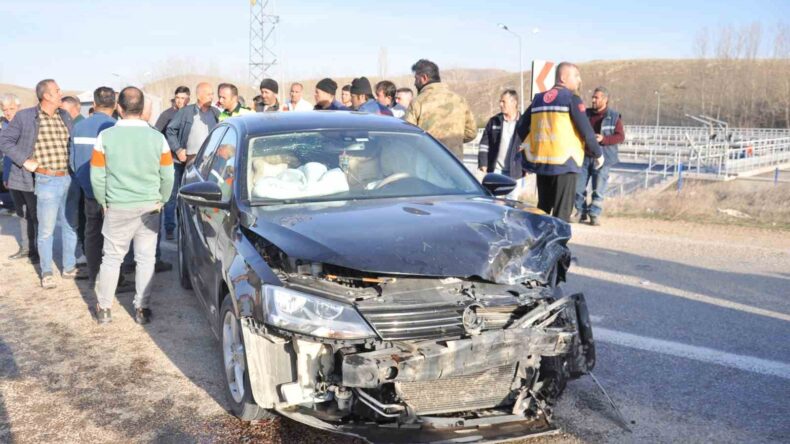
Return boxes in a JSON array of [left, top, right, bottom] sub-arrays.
[[405, 59, 477, 160]]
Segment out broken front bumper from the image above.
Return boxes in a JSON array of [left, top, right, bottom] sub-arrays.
[[245, 294, 595, 444]]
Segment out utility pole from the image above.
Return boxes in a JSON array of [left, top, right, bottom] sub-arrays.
[[654, 90, 661, 136], [498, 24, 538, 114], [498, 23, 523, 114], [249, 0, 279, 92]]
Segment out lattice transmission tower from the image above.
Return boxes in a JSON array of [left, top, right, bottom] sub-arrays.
[[249, 0, 279, 90]]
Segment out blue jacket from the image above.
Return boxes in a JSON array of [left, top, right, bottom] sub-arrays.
[[1, 118, 11, 184], [315, 100, 350, 111], [478, 113, 523, 179], [164, 104, 220, 163], [0, 106, 73, 192], [357, 99, 393, 116], [517, 87, 601, 176], [69, 112, 116, 198]]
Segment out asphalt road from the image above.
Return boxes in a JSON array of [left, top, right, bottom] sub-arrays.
[[555, 220, 790, 443], [0, 212, 787, 443]]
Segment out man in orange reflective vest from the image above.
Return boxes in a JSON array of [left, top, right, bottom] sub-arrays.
[[516, 62, 604, 222]]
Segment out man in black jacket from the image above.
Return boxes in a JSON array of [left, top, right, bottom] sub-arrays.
[[154, 86, 190, 134], [163, 82, 218, 239], [478, 90, 522, 179]]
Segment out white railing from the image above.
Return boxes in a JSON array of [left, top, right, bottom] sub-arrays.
[[463, 125, 790, 194]]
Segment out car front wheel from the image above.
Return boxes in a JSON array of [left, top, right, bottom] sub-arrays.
[[220, 296, 273, 421]]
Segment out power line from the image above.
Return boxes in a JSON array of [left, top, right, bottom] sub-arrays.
[[249, 0, 279, 90]]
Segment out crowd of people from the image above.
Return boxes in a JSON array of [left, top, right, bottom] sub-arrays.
[[0, 58, 623, 323]]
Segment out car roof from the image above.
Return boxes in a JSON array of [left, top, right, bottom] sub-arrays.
[[225, 111, 425, 136]]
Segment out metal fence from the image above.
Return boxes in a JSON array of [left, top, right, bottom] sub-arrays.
[[463, 125, 790, 196], [621, 125, 790, 177]]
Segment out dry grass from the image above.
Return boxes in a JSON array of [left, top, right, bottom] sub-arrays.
[[605, 179, 790, 230]]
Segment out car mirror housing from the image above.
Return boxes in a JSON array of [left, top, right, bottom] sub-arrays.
[[179, 181, 229, 209], [482, 173, 517, 196]]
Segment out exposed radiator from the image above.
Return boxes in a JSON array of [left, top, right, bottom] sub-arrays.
[[396, 364, 517, 415]]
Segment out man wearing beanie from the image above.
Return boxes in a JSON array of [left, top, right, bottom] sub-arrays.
[[350, 77, 393, 116], [313, 78, 349, 110], [256, 78, 279, 112]]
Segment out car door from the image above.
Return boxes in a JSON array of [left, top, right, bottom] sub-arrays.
[[181, 125, 227, 311], [200, 126, 239, 323]]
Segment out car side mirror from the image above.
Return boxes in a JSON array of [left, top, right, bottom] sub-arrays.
[[179, 181, 229, 209], [482, 173, 517, 196]]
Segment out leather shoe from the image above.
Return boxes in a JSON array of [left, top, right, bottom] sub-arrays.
[[8, 249, 29, 260], [135, 308, 151, 324]]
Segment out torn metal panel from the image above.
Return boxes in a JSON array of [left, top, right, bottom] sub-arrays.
[[247, 196, 571, 285]]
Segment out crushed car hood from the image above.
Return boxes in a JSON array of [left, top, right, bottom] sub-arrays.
[[246, 196, 571, 285]]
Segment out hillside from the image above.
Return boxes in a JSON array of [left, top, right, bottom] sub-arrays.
[[3, 59, 787, 128]]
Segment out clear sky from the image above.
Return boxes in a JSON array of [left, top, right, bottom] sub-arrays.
[[0, 0, 787, 91]]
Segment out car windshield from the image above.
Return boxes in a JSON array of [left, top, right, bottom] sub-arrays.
[[246, 130, 484, 203]]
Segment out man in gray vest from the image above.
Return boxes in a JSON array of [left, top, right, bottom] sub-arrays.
[[574, 86, 625, 226]]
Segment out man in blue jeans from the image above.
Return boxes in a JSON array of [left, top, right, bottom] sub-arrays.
[[0, 79, 84, 288], [164, 82, 217, 240], [574, 86, 625, 226]]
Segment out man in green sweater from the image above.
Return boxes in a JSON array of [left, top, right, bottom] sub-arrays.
[[90, 87, 174, 324]]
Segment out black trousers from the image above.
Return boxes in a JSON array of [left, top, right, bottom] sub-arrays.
[[536, 173, 578, 222], [9, 189, 38, 255], [84, 197, 104, 281]]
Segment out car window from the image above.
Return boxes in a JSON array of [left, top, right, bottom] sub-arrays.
[[205, 127, 238, 202], [247, 130, 484, 203], [194, 126, 227, 179]]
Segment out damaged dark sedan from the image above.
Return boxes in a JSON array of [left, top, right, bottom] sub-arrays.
[[177, 112, 595, 443]]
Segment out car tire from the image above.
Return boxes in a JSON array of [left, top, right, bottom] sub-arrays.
[[178, 226, 192, 290], [219, 296, 274, 421]]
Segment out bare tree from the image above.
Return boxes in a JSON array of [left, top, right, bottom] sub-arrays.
[[693, 27, 709, 59], [774, 22, 790, 58], [378, 47, 388, 80]]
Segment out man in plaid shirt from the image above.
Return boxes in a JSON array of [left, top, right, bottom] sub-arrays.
[[0, 79, 81, 288]]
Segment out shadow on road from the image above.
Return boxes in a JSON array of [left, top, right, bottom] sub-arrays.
[[0, 338, 20, 444]]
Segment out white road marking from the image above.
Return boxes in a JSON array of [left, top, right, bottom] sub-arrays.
[[595, 327, 790, 380], [572, 266, 790, 322]]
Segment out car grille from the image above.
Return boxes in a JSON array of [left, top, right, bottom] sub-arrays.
[[358, 302, 465, 340], [397, 364, 517, 415], [358, 302, 526, 341]]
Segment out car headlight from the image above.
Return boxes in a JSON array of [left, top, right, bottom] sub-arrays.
[[263, 285, 377, 340]]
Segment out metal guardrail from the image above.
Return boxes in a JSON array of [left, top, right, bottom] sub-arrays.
[[463, 125, 790, 196]]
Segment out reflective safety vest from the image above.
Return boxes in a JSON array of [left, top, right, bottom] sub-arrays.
[[523, 87, 586, 175]]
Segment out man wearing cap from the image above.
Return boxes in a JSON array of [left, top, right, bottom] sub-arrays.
[[350, 77, 393, 116], [313, 78, 349, 111], [256, 79, 280, 112]]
